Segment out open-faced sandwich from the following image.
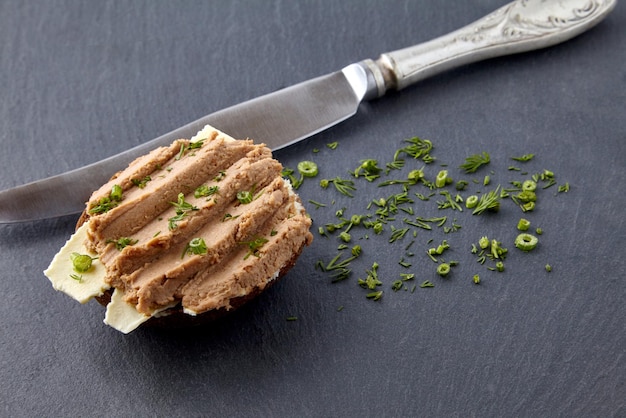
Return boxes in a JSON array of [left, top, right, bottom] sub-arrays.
[[44, 125, 313, 333]]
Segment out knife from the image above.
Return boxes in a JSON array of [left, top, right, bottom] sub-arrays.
[[0, 0, 616, 223]]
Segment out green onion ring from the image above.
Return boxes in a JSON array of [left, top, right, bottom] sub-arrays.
[[297, 160, 319, 177], [515, 233, 538, 251]]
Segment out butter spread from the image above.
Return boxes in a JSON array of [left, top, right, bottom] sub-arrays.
[[104, 288, 175, 334], [44, 222, 109, 303], [44, 125, 313, 333]]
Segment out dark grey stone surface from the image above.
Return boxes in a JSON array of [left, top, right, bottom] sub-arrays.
[[0, 1, 624, 416]]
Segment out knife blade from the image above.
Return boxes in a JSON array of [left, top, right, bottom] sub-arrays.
[[0, 0, 616, 223]]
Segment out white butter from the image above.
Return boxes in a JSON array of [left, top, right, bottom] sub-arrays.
[[190, 124, 235, 143], [44, 221, 171, 333], [43, 222, 109, 303], [104, 289, 179, 333], [103, 288, 151, 334]]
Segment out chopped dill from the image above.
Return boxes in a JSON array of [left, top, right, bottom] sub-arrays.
[[308, 199, 327, 209], [511, 154, 535, 162], [472, 185, 502, 215], [131, 176, 151, 189], [459, 152, 490, 173], [321, 176, 357, 197], [389, 226, 409, 243], [106, 237, 138, 251]]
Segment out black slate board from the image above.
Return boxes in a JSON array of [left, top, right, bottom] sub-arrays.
[[1, 1, 624, 416]]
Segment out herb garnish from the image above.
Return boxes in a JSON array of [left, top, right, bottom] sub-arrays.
[[182, 238, 208, 258], [70, 252, 96, 273], [394, 136, 434, 163], [459, 152, 490, 173], [358, 262, 383, 296], [194, 185, 219, 198], [106, 237, 138, 251], [472, 186, 502, 215], [320, 177, 356, 197], [311, 132, 568, 299], [176, 139, 206, 160], [297, 160, 319, 177], [69, 273, 83, 282], [89, 185, 123, 214], [131, 176, 151, 189], [352, 159, 382, 182], [240, 236, 269, 260], [168, 193, 198, 230], [214, 170, 226, 182], [511, 154, 535, 162]]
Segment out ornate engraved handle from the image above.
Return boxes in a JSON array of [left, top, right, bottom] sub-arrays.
[[360, 0, 617, 97]]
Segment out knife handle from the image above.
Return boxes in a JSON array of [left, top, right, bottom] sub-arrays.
[[363, 0, 616, 97]]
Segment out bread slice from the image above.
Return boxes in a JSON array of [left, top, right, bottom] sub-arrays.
[[44, 126, 313, 333]]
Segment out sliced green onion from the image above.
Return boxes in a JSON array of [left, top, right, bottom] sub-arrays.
[[182, 237, 208, 258], [465, 195, 479, 209], [522, 180, 537, 191], [517, 218, 531, 231], [110, 184, 123, 201], [237, 190, 253, 204], [437, 263, 451, 277], [435, 170, 449, 188], [70, 253, 95, 273], [517, 190, 537, 202], [515, 233, 538, 251], [297, 160, 319, 177]]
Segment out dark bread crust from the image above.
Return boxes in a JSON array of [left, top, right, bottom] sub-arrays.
[[77, 184, 306, 329]]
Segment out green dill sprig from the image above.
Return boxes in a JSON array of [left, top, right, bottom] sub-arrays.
[[394, 136, 434, 163], [511, 153, 535, 162], [318, 250, 360, 282], [282, 167, 302, 189], [168, 193, 198, 230], [320, 177, 357, 197], [175, 138, 206, 160], [436, 190, 463, 211], [385, 159, 405, 173], [388, 226, 409, 243], [358, 262, 383, 296], [352, 159, 382, 182], [240, 236, 269, 260], [472, 185, 502, 215], [106, 237, 138, 251], [459, 152, 490, 173], [194, 185, 219, 198], [308, 199, 327, 209], [131, 176, 151, 189]]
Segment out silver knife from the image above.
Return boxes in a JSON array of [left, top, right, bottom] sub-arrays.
[[0, 0, 616, 223]]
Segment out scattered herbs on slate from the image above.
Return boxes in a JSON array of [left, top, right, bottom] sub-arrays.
[[284, 136, 569, 303]]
